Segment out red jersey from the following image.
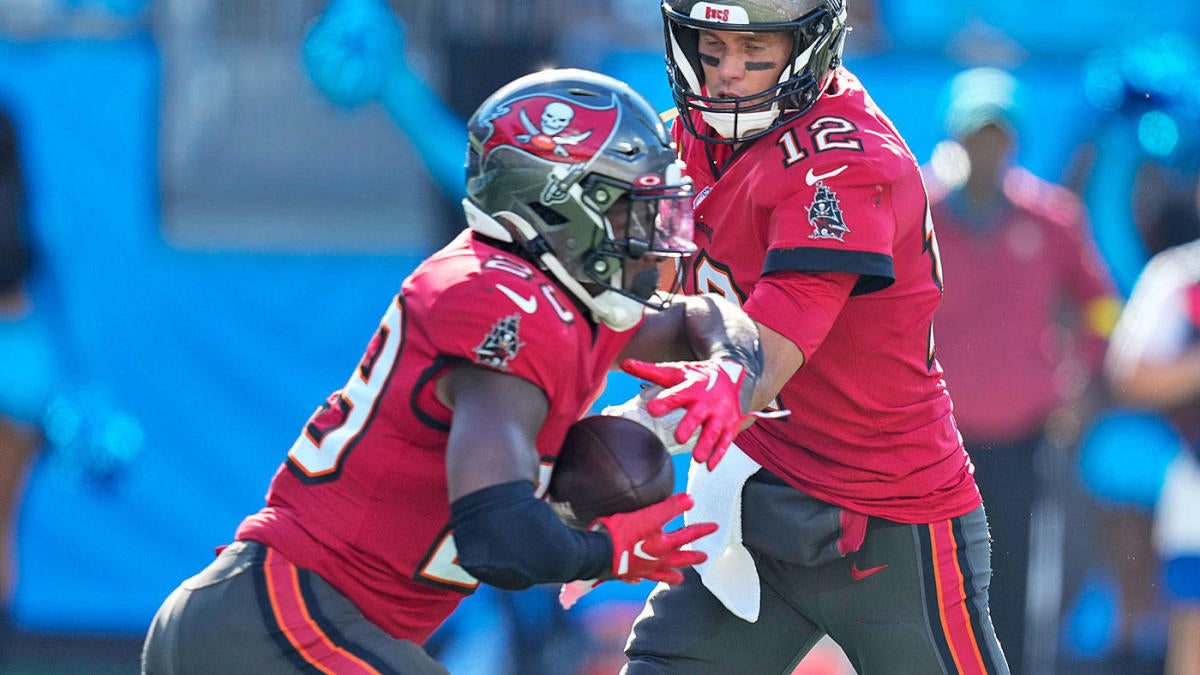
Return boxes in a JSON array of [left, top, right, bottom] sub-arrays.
[[930, 167, 1115, 442], [675, 68, 979, 523], [235, 231, 634, 643]]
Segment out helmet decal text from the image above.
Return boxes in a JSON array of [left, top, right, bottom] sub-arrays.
[[690, 2, 750, 24]]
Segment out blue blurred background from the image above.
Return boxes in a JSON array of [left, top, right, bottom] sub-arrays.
[[1, 0, 1199, 673]]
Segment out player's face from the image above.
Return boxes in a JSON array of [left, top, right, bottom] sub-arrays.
[[607, 197, 669, 299], [697, 29, 792, 109]]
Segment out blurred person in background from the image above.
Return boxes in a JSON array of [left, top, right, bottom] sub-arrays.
[[1105, 172, 1200, 675], [141, 68, 763, 674], [1055, 33, 1200, 672], [925, 66, 1119, 672], [0, 106, 57, 658], [612, 1, 1008, 672]]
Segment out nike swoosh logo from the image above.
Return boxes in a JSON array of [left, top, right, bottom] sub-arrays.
[[495, 283, 538, 314], [805, 165, 849, 186], [703, 360, 744, 391], [633, 540, 658, 561], [850, 562, 888, 581]]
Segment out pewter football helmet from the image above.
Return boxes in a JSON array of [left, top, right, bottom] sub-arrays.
[[464, 68, 695, 330]]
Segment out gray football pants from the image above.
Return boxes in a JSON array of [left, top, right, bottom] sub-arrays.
[[624, 474, 1009, 674], [141, 540, 448, 675]]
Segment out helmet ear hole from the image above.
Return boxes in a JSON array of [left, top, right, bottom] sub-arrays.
[[527, 202, 568, 226]]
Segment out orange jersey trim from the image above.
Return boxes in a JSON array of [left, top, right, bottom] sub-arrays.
[[263, 548, 382, 674]]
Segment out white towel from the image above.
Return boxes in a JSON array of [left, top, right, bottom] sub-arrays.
[[685, 442, 763, 622], [601, 390, 697, 456]]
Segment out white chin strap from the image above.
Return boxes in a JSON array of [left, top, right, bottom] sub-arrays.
[[463, 198, 514, 242], [700, 107, 781, 141], [461, 199, 644, 332], [584, 290, 644, 332]]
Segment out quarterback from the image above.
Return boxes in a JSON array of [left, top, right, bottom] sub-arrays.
[[618, 1, 1010, 673]]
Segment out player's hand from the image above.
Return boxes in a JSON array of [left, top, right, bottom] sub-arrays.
[[602, 388, 695, 456], [593, 493, 717, 585], [622, 357, 749, 470]]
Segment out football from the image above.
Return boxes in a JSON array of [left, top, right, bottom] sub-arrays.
[[547, 415, 675, 530]]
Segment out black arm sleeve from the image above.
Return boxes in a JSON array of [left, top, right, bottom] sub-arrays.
[[449, 481, 613, 590]]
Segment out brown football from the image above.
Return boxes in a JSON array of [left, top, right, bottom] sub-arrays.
[[548, 415, 675, 530]]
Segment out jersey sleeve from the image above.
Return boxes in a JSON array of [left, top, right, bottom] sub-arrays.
[[762, 160, 897, 295], [419, 269, 582, 398], [742, 270, 857, 359]]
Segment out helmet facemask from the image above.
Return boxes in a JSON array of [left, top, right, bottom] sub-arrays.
[[663, 0, 849, 143], [577, 173, 696, 305]]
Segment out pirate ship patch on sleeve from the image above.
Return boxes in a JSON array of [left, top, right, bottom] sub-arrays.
[[807, 182, 850, 242], [474, 314, 523, 369]]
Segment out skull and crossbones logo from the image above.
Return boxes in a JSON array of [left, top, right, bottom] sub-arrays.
[[517, 101, 594, 157]]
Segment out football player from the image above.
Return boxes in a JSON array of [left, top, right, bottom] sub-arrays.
[[616, 1, 1010, 673], [1105, 176, 1200, 675], [141, 69, 762, 674]]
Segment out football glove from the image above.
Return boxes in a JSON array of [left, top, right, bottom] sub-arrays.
[[622, 357, 750, 470], [601, 386, 696, 456], [558, 578, 603, 610], [593, 492, 717, 585]]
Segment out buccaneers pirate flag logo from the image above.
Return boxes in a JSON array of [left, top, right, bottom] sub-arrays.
[[474, 313, 523, 370], [808, 182, 850, 242], [480, 94, 621, 164]]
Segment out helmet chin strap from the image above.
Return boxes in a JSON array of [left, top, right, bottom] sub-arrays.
[[701, 107, 782, 141], [463, 200, 645, 331], [462, 198, 514, 242], [585, 290, 645, 332]]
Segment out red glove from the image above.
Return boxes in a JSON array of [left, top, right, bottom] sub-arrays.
[[622, 357, 749, 470], [594, 493, 717, 585]]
